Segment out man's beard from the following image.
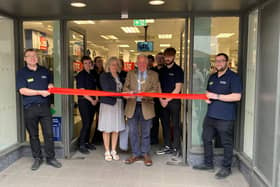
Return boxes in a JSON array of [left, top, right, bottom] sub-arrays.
[[216, 66, 227, 72]]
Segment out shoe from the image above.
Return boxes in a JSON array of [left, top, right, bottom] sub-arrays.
[[215, 168, 232, 179], [85, 143, 96, 150], [104, 151, 112, 161], [111, 150, 120, 161], [193, 164, 214, 171], [46, 158, 62, 168], [79, 146, 90, 154], [124, 156, 142, 164], [171, 150, 182, 161], [31, 158, 43, 171], [143, 154, 153, 167], [156, 146, 173, 155]]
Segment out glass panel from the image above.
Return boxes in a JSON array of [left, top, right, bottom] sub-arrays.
[[0, 16, 18, 151], [68, 29, 85, 141], [23, 21, 62, 142], [192, 17, 239, 147], [243, 10, 258, 159]]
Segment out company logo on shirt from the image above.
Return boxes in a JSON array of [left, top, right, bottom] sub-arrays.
[[27, 78, 34, 83], [168, 73, 175, 76], [41, 75, 47, 79], [209, 81, 214, 85], [220, 81, 227, 85]]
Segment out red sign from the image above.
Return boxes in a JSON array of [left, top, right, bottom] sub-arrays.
[[124, 62, 135, 71], [39, 36, 47, 50], [73, 61, 83, 72]]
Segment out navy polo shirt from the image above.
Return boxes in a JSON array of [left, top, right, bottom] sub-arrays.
[[16, 65, 53, 108], [76, 69, 97, 99], [159, 63, 184, 93], [206, 69, 242, 120]]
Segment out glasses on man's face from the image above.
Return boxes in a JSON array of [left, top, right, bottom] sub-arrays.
[[25, 55, 38, 59]]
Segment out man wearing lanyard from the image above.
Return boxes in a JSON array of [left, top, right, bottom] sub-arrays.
[[157, 47, 184, 160], [193, 53, 242, 179], [16, 48, 62, 171], [123, 54, 160, 166]]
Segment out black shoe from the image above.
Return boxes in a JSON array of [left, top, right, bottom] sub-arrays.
[[46, 158, 62, 168], [85, 143, 96, 150], [79, 146, 90, 154], [156, 146, 173, 155], [31, 158, 43, 171], [193, 164, 214, 171], [215, 168, 232, 179]]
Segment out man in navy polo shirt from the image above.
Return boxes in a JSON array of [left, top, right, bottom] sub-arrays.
[[193, 53, 242, 179], [16, 48, 62, 171], [156, 47, 184, 159]]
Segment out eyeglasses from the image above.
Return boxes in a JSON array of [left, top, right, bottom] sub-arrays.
[[25, 55, 38, 58]]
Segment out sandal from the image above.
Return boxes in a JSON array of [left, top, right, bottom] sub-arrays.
[[111, 150, 120, 161], [104, 151, 112, 161]]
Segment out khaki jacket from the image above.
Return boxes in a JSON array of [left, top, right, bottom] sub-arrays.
[[123, 70, 160, 120]]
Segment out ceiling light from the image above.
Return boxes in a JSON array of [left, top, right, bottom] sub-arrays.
[[73, 20, 95, 24], [160, 44, 171, 47], [129, 50, 135, 52], [26, 22, 43, 25], [121, 27, 140, 33], [119, 44, 130, 48], [100, 35, 118, 40], [145, 19, 155, 23], [149, 0, 165, 5], [216, 33, 235, 38], [71, 2, 87, 8], [158, 34, 172, 39], [47, 28, 53, 32]]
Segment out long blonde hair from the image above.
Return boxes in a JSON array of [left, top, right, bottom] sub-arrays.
[[104, 56, 122, 73]]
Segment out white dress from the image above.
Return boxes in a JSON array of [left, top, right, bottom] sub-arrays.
[[98, 77, 125, 133]]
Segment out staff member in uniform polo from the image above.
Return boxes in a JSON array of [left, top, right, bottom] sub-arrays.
[[193, 53, 242, 179], [156, 47, 184, 159], [16, 48, 62, 171], [76, 56, 98, 154]]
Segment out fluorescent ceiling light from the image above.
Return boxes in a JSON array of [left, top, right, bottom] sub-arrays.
[[73, 20, 95, 24], [145, 19, 155, 23], [119, 44, 130, 48], [160, 44, 171, 47], [149, 0, 165, 5], [216, 33, 235, 38], [135, 40, 144, 43], [26, 22, 43, 25], [158, 34, 172, 39], [71, 2, 87, 8], [47, 28, 53, 31], [121, 27, 140, 33], [100, 35, 118, 40], [129, 50, 135, 52]]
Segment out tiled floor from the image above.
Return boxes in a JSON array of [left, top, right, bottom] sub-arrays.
[[0, 146, 249, 187]]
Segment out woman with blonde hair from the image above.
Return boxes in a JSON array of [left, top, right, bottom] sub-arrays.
[[98, 57, 125, 161]]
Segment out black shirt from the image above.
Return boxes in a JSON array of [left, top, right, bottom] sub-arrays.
[[76, 69, 97, 99], [16, 65, 53, 108], [207, 68, 242, 120], [159, 63, 184, 93]]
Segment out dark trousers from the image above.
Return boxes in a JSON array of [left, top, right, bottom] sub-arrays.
[[150, 98, 162, 144], [161, 99, 181, 150], [24, 103, 55, 160], [91, 103, 103, 144], [128, 104, 152, 157], [78, 99, 96, 147], [202, 116, 234, 169]]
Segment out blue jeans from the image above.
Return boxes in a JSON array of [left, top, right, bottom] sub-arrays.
[[128, 104, 152, 157]]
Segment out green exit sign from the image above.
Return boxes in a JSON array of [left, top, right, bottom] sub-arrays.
[[133, 19, 147, 26]]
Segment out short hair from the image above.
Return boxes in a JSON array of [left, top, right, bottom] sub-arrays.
[[147, 55, 155, 62], [157, 52, 164, 56], [137, 54, 148, 60], [216, 53, 229, 62], [104, 56, 121, 73], [24, 48, 36, 56], [94, 56, 102, 63], [81, 56, 92, 63], [164, 47, 176, 56]]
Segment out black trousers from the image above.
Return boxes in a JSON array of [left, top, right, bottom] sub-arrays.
[[78, 99, 96, 147], [24, 103, 55, 160], [91, 103, 103, 144], [202, 116, 234, 169], [161, 99, 181, 150], [150, 98, 162, 144]]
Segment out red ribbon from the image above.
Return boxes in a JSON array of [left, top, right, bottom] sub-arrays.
[[48, 87, 208, 100]]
